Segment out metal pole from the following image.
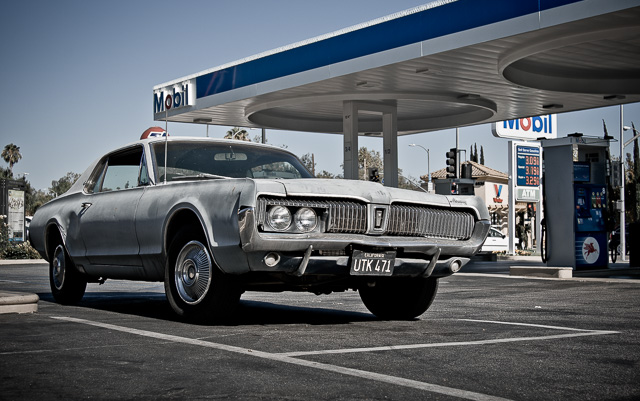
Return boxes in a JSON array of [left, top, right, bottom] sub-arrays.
[[262, 128, 266, 144], [456, 128, 460, 178], [408, 144, 430, 182], [427, 148, 430, 182], [164, 108, 168, 185], [620, 105, 626, 262]]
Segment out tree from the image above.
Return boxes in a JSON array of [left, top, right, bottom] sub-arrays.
[[50, 172, 81, 198], [357, 147, 383, 180], [2, 144, 22, 175], [473, 143, 479, 163], [316, 170, 336, 179], [480, 146, 485, 165], [300, 153, 316, 175], [630, 124, 640, 222], [225, 127, 250, 141], [0, 166, 12, 180], [27, 189, 52, 216], [338, 146, 411, 186]]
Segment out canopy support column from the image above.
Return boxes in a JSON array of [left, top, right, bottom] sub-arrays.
[[343, 101, 359, 181], [382, 104, 398, 188], [342, 100, 398, 187]]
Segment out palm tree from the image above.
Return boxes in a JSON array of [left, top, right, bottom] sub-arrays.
[[1, 144, 22, 176], [224, 127, 250, 141]]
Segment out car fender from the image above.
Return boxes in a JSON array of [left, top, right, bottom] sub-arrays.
[[135, 179, 252, 275]]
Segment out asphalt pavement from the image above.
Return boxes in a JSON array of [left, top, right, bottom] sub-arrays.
[[1, 258, 639, 400]]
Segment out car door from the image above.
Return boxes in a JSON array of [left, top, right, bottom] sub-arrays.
[[481, 227, 507, 252], [77, 145, 149, 269]]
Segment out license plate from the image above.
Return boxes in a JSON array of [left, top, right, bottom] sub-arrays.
[[350, 250, 395, 276]]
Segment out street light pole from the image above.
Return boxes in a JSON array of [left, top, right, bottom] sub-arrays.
[[620, 105, 627, 262], [409, 144, 430, 183]]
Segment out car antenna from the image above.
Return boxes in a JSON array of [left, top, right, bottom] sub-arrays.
[[164, 108, 168, 184]]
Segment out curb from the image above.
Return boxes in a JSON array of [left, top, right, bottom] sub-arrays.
[[0, 291, 39, 314], [510, 266, 572, 278], [459, 272, 640, 283]]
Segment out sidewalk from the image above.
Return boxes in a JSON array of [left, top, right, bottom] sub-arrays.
[[466, 253, 640, 281]]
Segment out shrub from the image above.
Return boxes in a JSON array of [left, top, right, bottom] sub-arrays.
[[0, 216, 42, 259], [0, 241, 42, 259]]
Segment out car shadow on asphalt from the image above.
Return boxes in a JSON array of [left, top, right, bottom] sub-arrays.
[[37, 291, 377, 326]]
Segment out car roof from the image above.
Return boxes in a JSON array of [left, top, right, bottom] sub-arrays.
[[143, 136, 284, 150]]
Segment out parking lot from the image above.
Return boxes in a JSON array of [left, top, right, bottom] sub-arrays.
[[1, 261, 639, 400]]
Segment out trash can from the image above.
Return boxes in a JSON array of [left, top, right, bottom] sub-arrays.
[[630, 223, 640, 267]]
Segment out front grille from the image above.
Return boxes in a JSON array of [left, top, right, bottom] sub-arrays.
[[256, 197, 475, 240], [387, 204, 474, 240], [325, 201, 367, 233]]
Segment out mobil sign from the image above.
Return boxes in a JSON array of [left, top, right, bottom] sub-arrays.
[[153, 79, 195, 115], [491, 114, 557, 140]]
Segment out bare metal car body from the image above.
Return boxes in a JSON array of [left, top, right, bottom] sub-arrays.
[[30, 137, 490, 321]]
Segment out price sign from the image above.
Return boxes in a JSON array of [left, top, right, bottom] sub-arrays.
[[516, 146, 540, 187]]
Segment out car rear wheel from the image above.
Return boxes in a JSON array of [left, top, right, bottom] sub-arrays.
[[50, 243, 87, 305], [164, 226, 241, 322], [359, 277, 439, 320]]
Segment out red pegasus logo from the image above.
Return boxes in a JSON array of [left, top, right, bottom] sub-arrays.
[[583, 242, 598, 259]]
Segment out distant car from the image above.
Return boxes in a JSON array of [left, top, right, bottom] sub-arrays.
[[29, 137, 490, 321], [609, 225, 629, 261], [480, 226, 519, 253]]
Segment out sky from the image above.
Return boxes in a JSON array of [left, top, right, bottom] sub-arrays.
[[1, 0, 639, 191]]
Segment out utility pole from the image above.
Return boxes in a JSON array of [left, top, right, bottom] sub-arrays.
[[620, 105, 626, 262]]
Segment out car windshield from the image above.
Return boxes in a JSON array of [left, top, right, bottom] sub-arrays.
[[152, 141, 313, 182]]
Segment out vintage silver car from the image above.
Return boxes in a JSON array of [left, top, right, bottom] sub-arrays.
[[30, 137, 490, 321]]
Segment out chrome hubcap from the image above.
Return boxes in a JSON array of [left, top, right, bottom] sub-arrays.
[[174, 241, 212, 305], [52, 245, 66, 290]]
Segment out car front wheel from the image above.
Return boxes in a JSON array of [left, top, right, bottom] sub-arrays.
[[359, 277, 439, 320], [50, 243, 87, 305], [164, 227, 241, 322]]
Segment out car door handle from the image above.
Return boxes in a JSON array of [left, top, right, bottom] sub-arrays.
[[81, 202, 92, 209]]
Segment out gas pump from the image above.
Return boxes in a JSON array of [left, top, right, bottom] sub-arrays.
[[541, 134, 610, 269]]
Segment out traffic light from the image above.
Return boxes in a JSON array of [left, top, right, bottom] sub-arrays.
[[445, 148, 457, 178], [611, 162, 621, 187], [450, 182, 458, 194], [367, 167, 380, 182]]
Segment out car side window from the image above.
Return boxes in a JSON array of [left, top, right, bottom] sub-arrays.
[[86, 146, 147, 193], [139, 152, 151, 186]]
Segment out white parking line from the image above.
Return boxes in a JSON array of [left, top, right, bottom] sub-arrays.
[[279, 319, 619, 357], [51, 316, 512, 401]]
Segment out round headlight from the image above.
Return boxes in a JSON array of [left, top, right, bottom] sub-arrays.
[[294, 207, 317, 232], [267, 206, 291, 231]]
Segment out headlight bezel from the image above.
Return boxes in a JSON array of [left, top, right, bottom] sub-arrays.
[[262, 203, 321, 234]]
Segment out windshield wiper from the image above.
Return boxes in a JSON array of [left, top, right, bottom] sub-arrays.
[[171, 173, 228, 181]]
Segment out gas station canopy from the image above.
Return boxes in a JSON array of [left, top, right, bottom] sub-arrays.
[[153, 0, 640, 135]]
